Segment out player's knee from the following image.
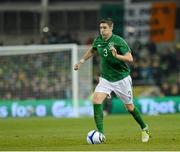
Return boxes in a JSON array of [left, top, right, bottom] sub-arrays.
[[125, 104, 134, 112], [92, 98, 102, 104], [92, 92, 107, 104], [92, 96, 104, 104]]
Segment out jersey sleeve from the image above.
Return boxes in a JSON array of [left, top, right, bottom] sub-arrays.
[[117, 37, 131, 55]]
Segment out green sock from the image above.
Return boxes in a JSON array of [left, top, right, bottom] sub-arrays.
[[129, 107, 146, 129], [93, 104, 104, 134]]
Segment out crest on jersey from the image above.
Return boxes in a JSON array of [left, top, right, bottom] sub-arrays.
[[108, 42, 114, 49]]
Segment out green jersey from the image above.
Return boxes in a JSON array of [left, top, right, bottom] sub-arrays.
[[92, 34, 131, 82]]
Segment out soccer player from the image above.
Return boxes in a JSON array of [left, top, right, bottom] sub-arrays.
[[74, 18, 150, 142]]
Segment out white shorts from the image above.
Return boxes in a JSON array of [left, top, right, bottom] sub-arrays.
[[94, 75, 133, 104]]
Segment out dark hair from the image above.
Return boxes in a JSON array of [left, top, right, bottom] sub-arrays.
[[99, 18, 114, 27]]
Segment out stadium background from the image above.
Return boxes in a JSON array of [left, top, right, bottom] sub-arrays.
[[0, 0, 179, 117], [0, 0, 180, 151]]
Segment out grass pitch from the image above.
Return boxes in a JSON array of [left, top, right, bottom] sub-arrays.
[[0, 114, 180, 151]]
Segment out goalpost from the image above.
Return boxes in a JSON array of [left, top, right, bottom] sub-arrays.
[[0, 44, 92, 117]]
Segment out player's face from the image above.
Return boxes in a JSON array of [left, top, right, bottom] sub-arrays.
[[100, 23, 113, 40]]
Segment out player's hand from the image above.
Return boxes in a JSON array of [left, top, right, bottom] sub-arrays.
[[74, 59, 85, 70], [111, 46, 118, 58], [74, 63, 81, 71]]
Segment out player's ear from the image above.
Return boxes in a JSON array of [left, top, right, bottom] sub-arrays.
[[111, 24, 113, 30]]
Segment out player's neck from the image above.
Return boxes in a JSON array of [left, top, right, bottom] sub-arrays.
[[103, 33, 112, 41]]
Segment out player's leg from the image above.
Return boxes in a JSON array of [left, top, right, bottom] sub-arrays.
[[93, 77, 112, 134], [92, 92, 107, 134], [125, 104, 146, 130], [125, 104, 150, 142], [114, 75, 150, 142]]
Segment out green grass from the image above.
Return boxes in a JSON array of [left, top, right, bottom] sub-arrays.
[[0, 114, 180, 151]]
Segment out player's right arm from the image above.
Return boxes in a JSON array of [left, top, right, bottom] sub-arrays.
[[74, 46, 95, 71]]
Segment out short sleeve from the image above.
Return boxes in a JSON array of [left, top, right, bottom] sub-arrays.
[[118, 38, 131, 55]]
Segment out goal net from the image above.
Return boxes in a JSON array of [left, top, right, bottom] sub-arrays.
[[0, 44, 93, 118]]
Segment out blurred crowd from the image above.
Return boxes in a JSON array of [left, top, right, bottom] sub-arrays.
[[39, 32, 81, 45], [131, 40, 180, 96], [0, 32, 179, 100], [0, 51, 72, 100]]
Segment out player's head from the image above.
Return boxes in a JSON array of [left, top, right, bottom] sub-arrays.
[[99, 18, 113, 39]]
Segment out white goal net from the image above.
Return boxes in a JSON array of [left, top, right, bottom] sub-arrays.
[[0, 44, 93, 118]]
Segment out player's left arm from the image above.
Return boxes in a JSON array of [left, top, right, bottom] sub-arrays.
[[111, 47, 133, 63], [111, 38, 133, 63]]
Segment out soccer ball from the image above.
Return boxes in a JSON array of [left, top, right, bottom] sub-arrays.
[[86, 130, 105, 144]]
